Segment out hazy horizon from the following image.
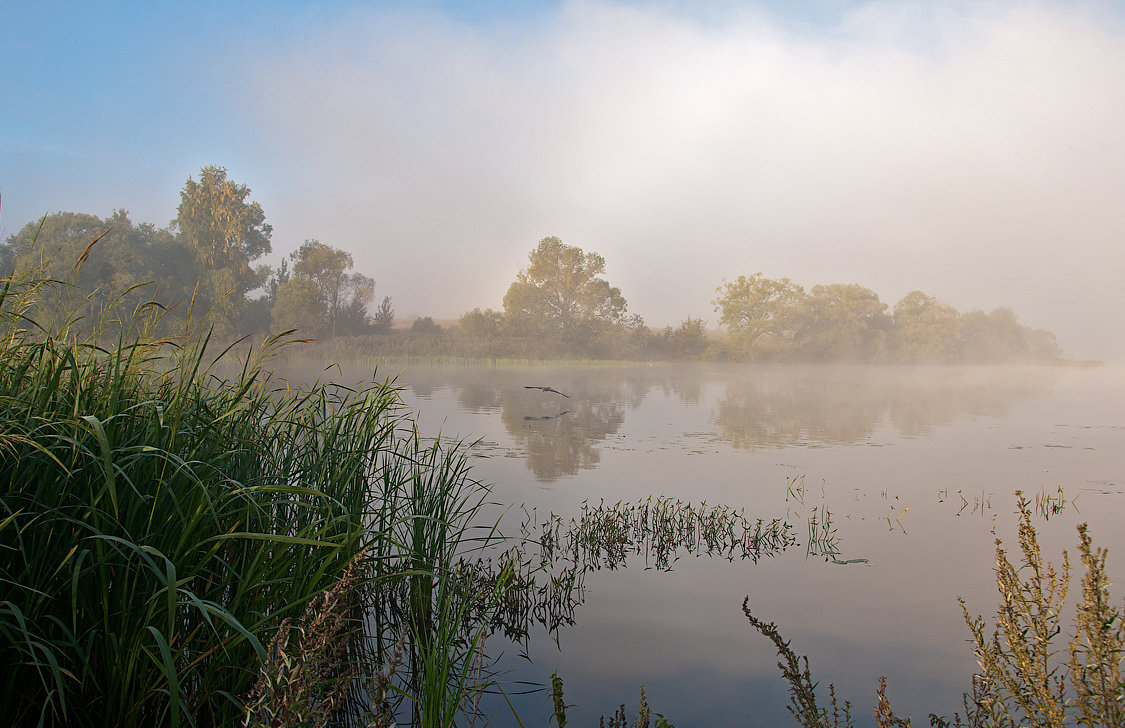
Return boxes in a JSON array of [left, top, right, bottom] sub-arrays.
[[4, 0, 1124, 361]]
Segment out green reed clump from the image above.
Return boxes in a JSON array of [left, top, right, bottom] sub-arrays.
[[0, 264, 516, 727], [745, 491, 1125, 727], [0, 275, 391, 725]]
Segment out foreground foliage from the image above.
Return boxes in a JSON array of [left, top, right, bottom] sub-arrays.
[[0, 266, 511, 727], [746, 494, 1125, 727]]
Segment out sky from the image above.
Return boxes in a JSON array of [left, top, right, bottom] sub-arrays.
[[3, 0, 1124, 361]]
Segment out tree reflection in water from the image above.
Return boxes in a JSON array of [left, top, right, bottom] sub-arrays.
[[271, 361, 1054, 479], [713, 365, 1053, 449], [501, 386, 626, 481], [392, 363, 1054, 476]]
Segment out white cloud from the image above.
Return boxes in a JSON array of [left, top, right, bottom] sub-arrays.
[[237, 0, 1125, 359]]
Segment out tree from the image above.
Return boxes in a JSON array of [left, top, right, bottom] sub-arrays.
[[960, 308, 1028, 363], [173, 166, 272, 333], [502, 237, 627, 349], [275, 240, 376, 338], [713, 273, 807, 359], [802, 283, 892, 361], [411, 316, 441, 334], [1, 210, 193, 335], [335, 271, 374, 336], [458, 308, 503, 338], [264, 259, 290, 305], [371, 296, 395, 334], [670, 317, 709, 358], [891, 291, 962, 362], [961, 307, 1064, 363], [270, 278, 324, 336], [287, 240, 374, 337], [175, 166, 271, 274]]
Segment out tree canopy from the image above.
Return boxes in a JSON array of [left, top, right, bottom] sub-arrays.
[[174, 165, 272, 276], [0, 166, 389, 344], [713, 274, 1059, 363], [503, 237, 627, 350], [713, 273, 807, 358], [271, 240, 375, 337], [174, 166, 273, 333]]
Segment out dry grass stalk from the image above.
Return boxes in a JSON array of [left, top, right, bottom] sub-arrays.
[[742, 598, 854, 728], [243, 548, 368, 728], [748, 491, 1125, 728]]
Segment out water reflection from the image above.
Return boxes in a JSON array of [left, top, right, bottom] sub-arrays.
[[500, 388, 626, 481], [270, 361, 1056, 481], [261, 357, 1117, 725], [713, 365, 1054, 449], [406, 364, 1056, 475], [456, 497, 806, 649]]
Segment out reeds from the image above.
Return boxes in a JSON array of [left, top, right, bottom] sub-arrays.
[[0, 264, 514, 727]]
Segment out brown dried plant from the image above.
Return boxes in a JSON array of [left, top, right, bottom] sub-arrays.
[[742, 598, 854, 728], [243, 548, 370, 728], [748, 491, 1125, 728]]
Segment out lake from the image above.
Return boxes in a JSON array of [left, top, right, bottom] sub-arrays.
[[282, 359, 1125, 726]]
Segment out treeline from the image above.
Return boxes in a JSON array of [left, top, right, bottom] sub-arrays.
[[343, 238, 1061, 364], [709, 274, 1062, 363], [0, 166, 391, 341], [3, 168, 1063, 363]]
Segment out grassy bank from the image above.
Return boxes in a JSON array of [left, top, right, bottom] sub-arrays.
[[0, 268, 513, 727]]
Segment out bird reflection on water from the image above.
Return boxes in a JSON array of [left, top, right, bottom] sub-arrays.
[[524, 385, 570, 398]]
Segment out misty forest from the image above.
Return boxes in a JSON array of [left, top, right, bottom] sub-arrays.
[[1, 165, 1062, 365]]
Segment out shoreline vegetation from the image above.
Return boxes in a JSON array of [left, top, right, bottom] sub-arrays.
[[0, 264, 527, 727], [737, 494, 1125, 728], [1, 166, 1072, 369], [2, 258, 1122, 726]]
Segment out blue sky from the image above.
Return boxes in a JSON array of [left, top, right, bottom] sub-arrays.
[[3, 0, 1125, 359]]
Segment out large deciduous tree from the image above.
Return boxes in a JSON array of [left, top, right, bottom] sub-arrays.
[[713, 273, 808, 359], [802, 283, 892, 361], [270, 277, 324, 337], [1, 210, 191, 334], [502, 237, 627, 348], [960, 307, 1062, 363], [891, 291, 963, 362], [174, 166, 272, 332], [458, 308, 503, 338]]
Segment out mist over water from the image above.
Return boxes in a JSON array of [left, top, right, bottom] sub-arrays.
[[272, 358, 1125, 726]]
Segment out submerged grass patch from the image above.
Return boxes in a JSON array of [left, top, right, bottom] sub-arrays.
[[535, 496, 800, 571]]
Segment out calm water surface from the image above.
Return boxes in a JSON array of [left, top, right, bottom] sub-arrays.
[[284, 361, 1125, 726]]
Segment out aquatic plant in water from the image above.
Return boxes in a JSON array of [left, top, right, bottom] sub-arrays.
[[535, 496, 799, 572], [745, 492, 1125, 727]]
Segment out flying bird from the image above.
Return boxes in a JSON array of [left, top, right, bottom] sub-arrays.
[[524, 385, 569, 398]]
